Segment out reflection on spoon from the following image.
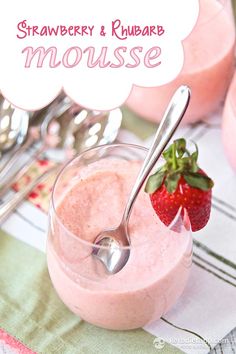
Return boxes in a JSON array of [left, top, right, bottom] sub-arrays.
[[0, 95, 30, 158]]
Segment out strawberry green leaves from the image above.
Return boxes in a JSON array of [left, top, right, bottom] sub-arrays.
[[145, 138, 214, 195], [174, 138, 187, 158], [145, 171, 165, 194], [183, 172, 214, 191], [164, 173, 181, 194]]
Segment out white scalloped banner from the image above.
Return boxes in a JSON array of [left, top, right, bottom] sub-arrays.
[[0, 0, 199, 110]]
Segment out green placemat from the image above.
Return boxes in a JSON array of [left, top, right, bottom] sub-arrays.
[[121, 106, 157, 140], [233, 0, 236, 18], [0, 230, 182, 354]]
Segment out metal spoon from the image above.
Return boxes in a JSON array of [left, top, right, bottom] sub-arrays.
[[0, 100, 68, 196], [0, 92, 123, 197], [0, 107, 123, 223], [92, 86, 191, 274], [0, 94, 69, 184], [0, 95, 30, 159]]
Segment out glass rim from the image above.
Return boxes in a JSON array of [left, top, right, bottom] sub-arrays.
[[228, 73, 236, 116], [51, 142, 191, 251], [189, 0, 231, 28]]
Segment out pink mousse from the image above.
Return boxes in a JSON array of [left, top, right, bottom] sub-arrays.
[[126, 0, 235, 124], [47, 159, 192, 330]]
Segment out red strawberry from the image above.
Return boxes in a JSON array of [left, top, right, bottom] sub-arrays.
[[145, 139, 214, 232]]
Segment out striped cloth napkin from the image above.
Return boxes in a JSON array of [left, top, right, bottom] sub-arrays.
[[120, 111, 236, 354], [0, 108, 236, 353]]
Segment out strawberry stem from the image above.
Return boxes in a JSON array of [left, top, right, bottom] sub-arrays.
[[145, 138, 214, 194], [172, 142, 177, 170]]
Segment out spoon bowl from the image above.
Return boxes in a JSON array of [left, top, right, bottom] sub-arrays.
[[44, 104, 123, 161], [93, 225, 130, 274], [0, 95, 30, 156]]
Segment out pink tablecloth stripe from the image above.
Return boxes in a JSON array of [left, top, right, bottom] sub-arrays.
[[0, 328, 36, 354]]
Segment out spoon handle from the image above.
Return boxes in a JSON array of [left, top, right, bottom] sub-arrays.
[[0, 143, 46, 199], [0, 165, 60, 224], [0, 135, 34, 178], [123, 85, 191, 224]]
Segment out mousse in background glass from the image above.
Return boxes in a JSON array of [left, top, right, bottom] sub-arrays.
[[126, 0, 236, 124]]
